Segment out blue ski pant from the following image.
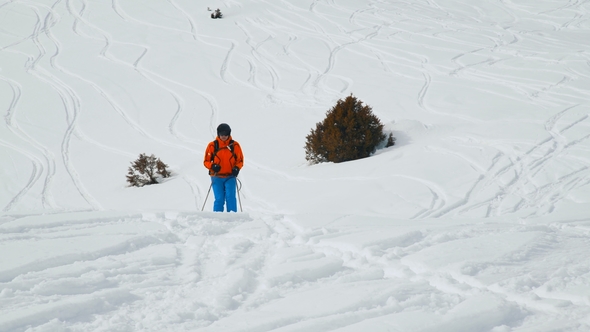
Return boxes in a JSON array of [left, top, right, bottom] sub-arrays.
[[211, 176, 237, 212]]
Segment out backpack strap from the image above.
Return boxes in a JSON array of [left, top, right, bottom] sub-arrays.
[[211, 140, 219, 162], [228, 140, 235, 156]]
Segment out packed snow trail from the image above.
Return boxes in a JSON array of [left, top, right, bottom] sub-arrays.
[[2, 211, 590, 331]]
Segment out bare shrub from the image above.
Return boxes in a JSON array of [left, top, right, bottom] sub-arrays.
[[126, 153, 170, 187]]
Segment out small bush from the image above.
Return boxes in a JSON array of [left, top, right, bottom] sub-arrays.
[[386, 132, 396, 147], [305, 94, 393, 164], [126, 153, 170, 187], [211, 8, 223, 19]]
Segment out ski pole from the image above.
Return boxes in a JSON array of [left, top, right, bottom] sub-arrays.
[[201, 182, 212, 211], [237, 178, 243, 212]]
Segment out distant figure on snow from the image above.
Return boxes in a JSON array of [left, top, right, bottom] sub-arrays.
[[203, 123, 243, 212]]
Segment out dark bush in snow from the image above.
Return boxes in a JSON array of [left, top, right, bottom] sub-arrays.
[[211, 8, 223, 19], [305, 94, 394, 164], [126, 153, 170, 187], [386, 132, 396, 148]]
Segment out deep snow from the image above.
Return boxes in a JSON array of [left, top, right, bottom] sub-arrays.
[[1, 0, 590, 331]]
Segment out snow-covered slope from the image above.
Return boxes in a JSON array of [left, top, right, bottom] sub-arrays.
[[1, 0, 589, 330]]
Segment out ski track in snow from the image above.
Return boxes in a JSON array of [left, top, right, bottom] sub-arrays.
[[1, 0, 590, 330], [0, 76, 56, 212]]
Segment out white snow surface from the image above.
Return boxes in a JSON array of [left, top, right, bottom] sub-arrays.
[[1, 0, 590, 331]]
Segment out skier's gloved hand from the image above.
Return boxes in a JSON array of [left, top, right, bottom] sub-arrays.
[[211, 164, 221, 173], [232, 166, 240, 177]]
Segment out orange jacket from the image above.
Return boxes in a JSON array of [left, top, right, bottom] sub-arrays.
[[203, 136, 244, 177]]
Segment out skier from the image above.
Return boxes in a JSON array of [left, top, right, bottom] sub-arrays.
[[203, 123, 244, 212]]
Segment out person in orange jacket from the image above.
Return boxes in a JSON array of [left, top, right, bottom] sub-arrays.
[[203, 123, 244, 212]]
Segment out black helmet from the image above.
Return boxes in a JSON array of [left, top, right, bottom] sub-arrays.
[[217, 123, 231, 136]]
